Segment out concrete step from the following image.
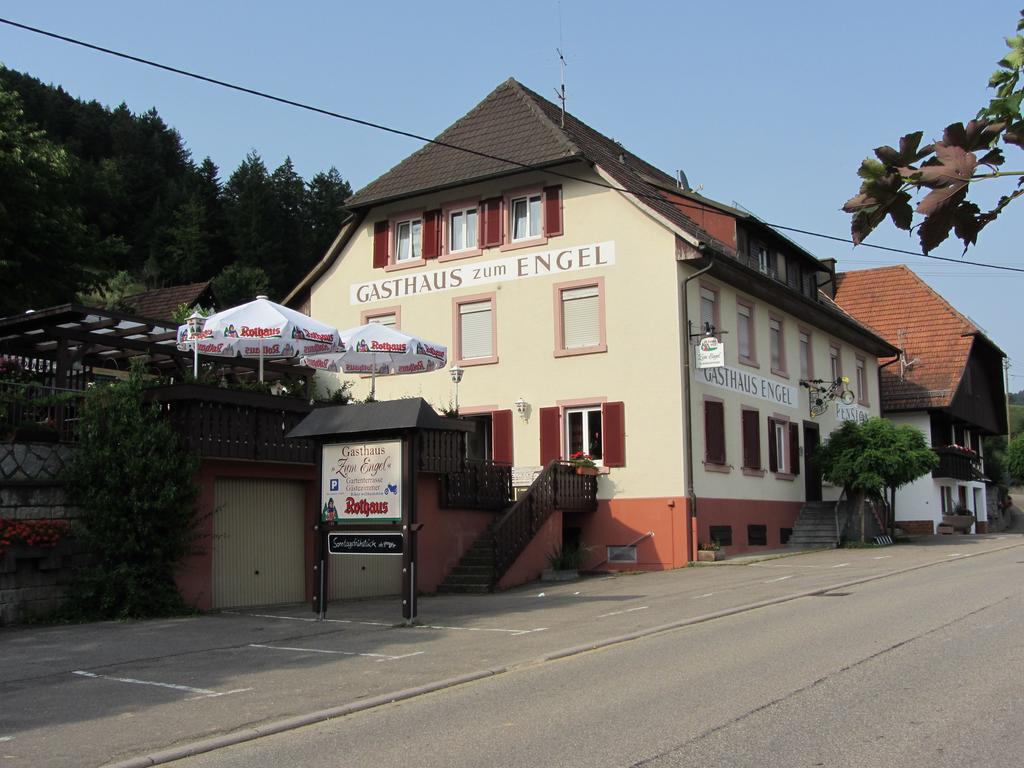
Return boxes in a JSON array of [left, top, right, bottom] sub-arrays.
[[448, 564, 493, 577]]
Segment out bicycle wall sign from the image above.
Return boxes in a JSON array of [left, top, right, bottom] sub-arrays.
[[800, 377, 855, 418]]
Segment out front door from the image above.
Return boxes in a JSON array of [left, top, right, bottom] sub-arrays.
[[803, 421, 822, 502]]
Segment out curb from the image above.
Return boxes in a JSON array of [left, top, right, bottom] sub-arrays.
[[104, 539, 1024, 767]]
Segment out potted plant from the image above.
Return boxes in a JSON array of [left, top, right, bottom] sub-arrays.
[[569, 451, 599, 476], [697, 540, 724, 562], [542, 542, 591, 581], [942, 503, 975, 534]]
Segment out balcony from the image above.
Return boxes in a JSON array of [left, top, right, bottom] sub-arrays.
[[932, 446, 983, 482]]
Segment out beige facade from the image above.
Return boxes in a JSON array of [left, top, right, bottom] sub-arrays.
[[294, 78, 896, 560]]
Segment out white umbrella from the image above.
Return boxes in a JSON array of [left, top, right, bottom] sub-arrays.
[[177, 295, 341, 380], [302, 323, 448, 398]]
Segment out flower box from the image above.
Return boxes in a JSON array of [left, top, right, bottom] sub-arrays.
[[697, 549, 724, 562], [575, 466, 599, 476]]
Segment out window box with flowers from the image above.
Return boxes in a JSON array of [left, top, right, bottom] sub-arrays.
[[569, 452, 599, 475]]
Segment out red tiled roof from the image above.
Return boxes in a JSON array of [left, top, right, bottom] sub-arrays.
[[124, 282, 213, 323], [833, 266, 979, 411]]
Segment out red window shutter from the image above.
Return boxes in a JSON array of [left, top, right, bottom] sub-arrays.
[[539, 407, 561, 465], [422, 210, 441, 259], [789, 422, 800, 476], [543, 185, 563, 237], [480, 198, 503, 247], [742, 410, 760, 470], [704, 401, 725, 465], [492, 409, 514, 464], [373, 221, 389, 268], [768, 418, 778, 472], [602, 401, 625, 467]]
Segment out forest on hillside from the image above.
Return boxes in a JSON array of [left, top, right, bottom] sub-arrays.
[[0, 66, 352, 317]]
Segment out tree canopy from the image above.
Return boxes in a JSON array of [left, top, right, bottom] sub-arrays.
[[844, 9, 1024, 254], [816, 418, 938, 524], [0, 66, 352, 313]]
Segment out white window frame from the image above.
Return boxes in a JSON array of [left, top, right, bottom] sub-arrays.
[[799, 329, 812, 381], [564, 406, 603, 466], [448, 206, 478, 253], [856, 356, 868, 405], [510, 194, 542, 242], [773, 419, 788, 474], [394, 217, 422, 262]]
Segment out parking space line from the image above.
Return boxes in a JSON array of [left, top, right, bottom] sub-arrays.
[[948, 553, 965, 557], [764, 575, 794, 583], [597, 606, 649, 618], [693, 593, 714, 599], [0, 736, 12, 742], [72, 671, 252, 699], [873, 555, 892, 560], [831, 563, 850, 569], [248, 644, 424, 662]]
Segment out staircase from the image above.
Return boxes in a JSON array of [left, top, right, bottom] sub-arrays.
[[436, 522, 499, 594], [437, 461, 598, 594], [788, 500, 840, 548]]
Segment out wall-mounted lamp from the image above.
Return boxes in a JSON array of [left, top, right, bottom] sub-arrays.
[[515, 397, 528, 421], [449, 365, 464, 413]]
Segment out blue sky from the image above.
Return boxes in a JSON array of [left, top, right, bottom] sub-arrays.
[[1, 1, 1020, 388]]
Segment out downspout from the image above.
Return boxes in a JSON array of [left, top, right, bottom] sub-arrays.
[[682, 258, 714, 562], [878, 354, 900, 535]]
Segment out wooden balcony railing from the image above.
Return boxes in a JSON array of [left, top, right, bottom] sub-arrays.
[[440, 459, 513, 511], [932, 446, 983, 482], [492, 461, 598, 582], [145, 384, 316, 464], [417, 429, 466, 474]]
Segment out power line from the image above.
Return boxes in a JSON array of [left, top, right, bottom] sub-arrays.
[[2, 15, 1022, 275]]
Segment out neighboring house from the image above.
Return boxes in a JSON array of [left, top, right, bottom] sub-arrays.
[[286, 78, 896, 572], [123, 281, 215, 323], [834, 265, 1007, 533]]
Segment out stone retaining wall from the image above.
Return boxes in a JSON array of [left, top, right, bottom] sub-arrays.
[[0, 442, 80, 625]]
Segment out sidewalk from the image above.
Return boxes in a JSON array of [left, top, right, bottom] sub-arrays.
[[2, 531, 1021, 768]]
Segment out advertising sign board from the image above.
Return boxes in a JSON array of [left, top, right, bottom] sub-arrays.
[[321, 440, 402, 523]]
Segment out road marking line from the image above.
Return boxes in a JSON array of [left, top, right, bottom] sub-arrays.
[[764, 575, 794, 583], [0, 737, 12, 742], [230, 611, 391, 628], [419, 624, 547, 635], [873, 555, 892, 559], [72, 671, 251, 699], [693, 593, 714, 599], [948, 553, 965, 557], [248, 643, 421, 661], [831, 563, 850, 568], [376, 652, 427, 663], [597, 606, 650, 618]]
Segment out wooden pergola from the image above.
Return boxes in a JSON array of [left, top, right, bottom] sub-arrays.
[[0, 304, 312, 387]]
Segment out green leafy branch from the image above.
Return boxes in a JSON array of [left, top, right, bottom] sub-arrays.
[[844, 9, 1024, 254]]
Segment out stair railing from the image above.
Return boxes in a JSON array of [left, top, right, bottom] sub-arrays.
[[491, 461, 598, 583]]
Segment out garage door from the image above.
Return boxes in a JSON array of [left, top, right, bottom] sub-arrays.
[[213, 478, 306, 609], [328, 545, 403, 600]]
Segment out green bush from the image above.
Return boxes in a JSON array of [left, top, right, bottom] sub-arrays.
[[62, 368, 199, 620]]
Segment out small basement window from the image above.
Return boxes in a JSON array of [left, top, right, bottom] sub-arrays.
[[748, 524, 768, 546], [780, 527, 792, 545], [607, 545, 637, 563], [709, 525, 732, 547]]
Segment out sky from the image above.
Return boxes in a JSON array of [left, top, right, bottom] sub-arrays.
[[0, 1, 1020, 388]]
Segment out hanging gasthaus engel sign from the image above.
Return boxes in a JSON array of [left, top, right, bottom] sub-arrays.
[[321, 440, 403, 524], [696, 336, 725, 369]]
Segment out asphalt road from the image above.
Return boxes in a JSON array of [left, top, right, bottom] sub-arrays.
[[0, 535, 1021, 767], [175, 544, 1024, 768]]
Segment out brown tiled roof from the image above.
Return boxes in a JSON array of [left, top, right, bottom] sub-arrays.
[[834, 266, 985, 411], [124, 282, 213, 323], [344, 79, 727, 250]]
